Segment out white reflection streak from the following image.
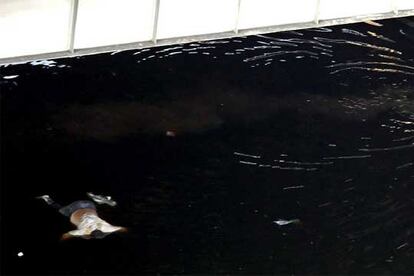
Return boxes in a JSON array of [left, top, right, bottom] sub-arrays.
[[393, 135, 414, 142], [396, 243, 409, 250], [274, 159, 333, 165], [271, 165, 317, 171], [3, 75, 19, 79], [327, 62, 414, 71], [390, 119, 414, 126], [359, 143, 414, 152], [341, 28, 367, 37], [396, 163, 413, 170], [234, 152, 261, 159], [323, 155, 371, 160], [377, 54, 403, 62], [314, 37, 402, 54], [243, 50, 319, 62], [283, 185, 304, 190], [329, 67, 414, 75], [239, 160, 257, 166]]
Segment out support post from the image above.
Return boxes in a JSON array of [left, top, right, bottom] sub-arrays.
[[234, 0, 242, 34], [152, 0, 161, 44], [314, 0, 321, 24], [69, 0, 79, 53], [391, 0, 399, 15]]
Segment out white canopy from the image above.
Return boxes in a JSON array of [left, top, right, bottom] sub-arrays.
[[0, 0, 413, 65]]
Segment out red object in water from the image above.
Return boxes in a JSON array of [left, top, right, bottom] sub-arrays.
[[166, 130, 176, 137]]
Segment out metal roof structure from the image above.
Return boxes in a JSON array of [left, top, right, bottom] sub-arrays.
[[1, 0, 413, 65]]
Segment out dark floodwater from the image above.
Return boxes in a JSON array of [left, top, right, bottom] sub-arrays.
[[1, 17, 414, 275]]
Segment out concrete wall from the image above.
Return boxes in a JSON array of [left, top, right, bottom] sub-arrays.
[[0, 0, 413, 64]]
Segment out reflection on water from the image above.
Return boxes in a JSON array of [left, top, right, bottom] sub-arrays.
[[1, 17, 414, 274]]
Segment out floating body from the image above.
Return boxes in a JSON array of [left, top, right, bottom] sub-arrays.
[[37, 195, 125, 239]]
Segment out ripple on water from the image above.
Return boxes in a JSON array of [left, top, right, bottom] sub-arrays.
[[1, 17, 414, 275]]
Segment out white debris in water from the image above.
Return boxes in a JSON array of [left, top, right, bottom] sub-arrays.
[[273, 219, 300, 226], [110, 50, 124, 55], [3, 75, 19, 80], [30, 60, 57, 67], [36, 194, 53, 204], [17, 252, 24, 257], [396, 243, 408, 250], [87, 192, 117, 206]]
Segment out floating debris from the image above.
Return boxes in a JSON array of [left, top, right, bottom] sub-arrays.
[[30, 60, 57, 67], [166, 130, 176, 137], [364, 20, 383, 27], [3, 75, 19, 80], [273, 219, 301, 226], [110, 50, 124, 55], [36, 195, 54, 204], [396, 243, 408, 250], [87, 192, 117, 206]]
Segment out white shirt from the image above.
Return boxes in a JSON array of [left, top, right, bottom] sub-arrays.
[[67, 213, 123, 236]]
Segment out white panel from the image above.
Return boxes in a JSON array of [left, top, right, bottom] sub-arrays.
[[319, 0, 393, 20], [74, 0, 155, 49], [396, 0, 414, 10], [157, 0, 239, 39], [0, 0, 72, 58], [238, 0, 318, 30]]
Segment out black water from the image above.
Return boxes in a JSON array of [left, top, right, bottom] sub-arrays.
[[1, 17, 414, 275]]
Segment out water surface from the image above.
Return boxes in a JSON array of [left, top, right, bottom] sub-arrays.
[[1, 17, 414, 275]]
